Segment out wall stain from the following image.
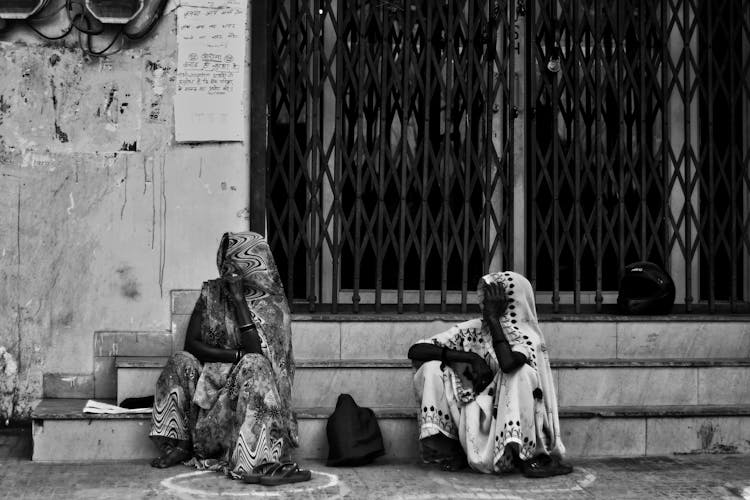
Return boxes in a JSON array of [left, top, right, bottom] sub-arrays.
[[120, 155, 129, 219], [51, 175, 70, 197], [54, 123, 69, 143], [55, 311, 74, 328], [50, 76, 57, 110], [120, 141, 137, 151], [116, 265, 141, 300], [0, 95, 9, 126], [146, 60, 169, 122], [698, 422, 715, 449], [159, 156, 167, 296], [49, 76, 69, 142], [104, 86, 117, 113]]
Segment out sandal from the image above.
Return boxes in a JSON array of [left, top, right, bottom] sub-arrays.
[[240, 462, 284, 484], [258, 462, 312, 486], [521, 455, 573, 478]]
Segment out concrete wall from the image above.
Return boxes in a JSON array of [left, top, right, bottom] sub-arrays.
[[0, 10, 250, 420]]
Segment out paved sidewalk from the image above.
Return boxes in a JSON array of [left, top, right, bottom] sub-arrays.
[[2, 427, 749, 499]]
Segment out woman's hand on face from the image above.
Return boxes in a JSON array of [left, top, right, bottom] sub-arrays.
[[464, 353, 494, 393], [221, 264, 245, 300], [482, 281, 507, 321]]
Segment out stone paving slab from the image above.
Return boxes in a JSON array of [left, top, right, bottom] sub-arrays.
[[2, 428, 750, 500]]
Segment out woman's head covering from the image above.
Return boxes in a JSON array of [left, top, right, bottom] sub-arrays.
[[477, 271, 538, 323], [200, 231, 297, 445], [477, 271, 565, 457], [216, 232, 286, 300]]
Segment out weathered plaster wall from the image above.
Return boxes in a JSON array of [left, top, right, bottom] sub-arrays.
[[0, 12, 250, 420]]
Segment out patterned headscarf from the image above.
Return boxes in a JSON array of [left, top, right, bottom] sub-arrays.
[[216, 232, 286, 300]]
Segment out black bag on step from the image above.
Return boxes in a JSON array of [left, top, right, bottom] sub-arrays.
[[326, 393, 385, 466]]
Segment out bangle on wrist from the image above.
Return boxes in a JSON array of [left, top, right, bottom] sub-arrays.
[[235, 348, 246, 363], [238, 323, 255, 331]]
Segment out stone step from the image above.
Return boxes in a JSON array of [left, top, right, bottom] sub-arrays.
[[260, 318, 750, 361], [169, 291, 750, 361], [31, 399, 750, 462], [84, 316, 750, 400], [115, 357, 750, 409]]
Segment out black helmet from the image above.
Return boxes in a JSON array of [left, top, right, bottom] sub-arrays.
[[617, 261, 675, 314]]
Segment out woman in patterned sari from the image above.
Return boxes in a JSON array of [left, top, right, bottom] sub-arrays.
[[149, 231, 300, 481], [408, 271, 572, 477]]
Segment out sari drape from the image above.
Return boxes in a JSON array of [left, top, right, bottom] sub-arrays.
[[413, 271, 565, 473], [150, 232, 297, 477]]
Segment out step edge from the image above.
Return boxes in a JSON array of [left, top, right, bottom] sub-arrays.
[[32, 399, 750, 420], [115, 356, 750, 369], [290, 314, 750, 322]]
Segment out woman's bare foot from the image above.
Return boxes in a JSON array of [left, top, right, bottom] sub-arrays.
[[150, 446, 191, 468]]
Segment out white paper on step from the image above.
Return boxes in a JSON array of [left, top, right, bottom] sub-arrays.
[[83, 400, 151, 414]]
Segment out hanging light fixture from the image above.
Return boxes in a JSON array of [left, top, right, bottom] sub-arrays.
[[85, 0, 144, 24], [0, 0, 48, 19]]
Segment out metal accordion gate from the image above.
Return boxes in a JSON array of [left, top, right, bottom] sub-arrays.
[[259, 0, 517, 313], [254, 0, 750, 314], [526, 0, 750, 312]]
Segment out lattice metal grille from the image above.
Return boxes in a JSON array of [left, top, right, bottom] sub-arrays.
[[266, 0, 515, 312], [528, 0, 750, 312]]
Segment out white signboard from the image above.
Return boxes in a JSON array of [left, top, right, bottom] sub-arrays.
[[174, 1, 246, 142]]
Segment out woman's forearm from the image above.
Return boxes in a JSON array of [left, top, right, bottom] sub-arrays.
[[493, 339, 527, 373], [183, 301, 252, 362], [485, 317, 527, 373], [407, 343, 475, 364], [229, 294, 262, 354], [186, 339, 239, 363]]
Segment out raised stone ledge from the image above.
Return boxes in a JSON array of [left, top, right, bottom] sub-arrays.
[[32, 399, 750, 421], [115, 356, 750, 369]]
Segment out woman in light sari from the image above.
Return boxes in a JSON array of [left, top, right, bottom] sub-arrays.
[[408, 271, 572, 477], [149, 232, 305, 483]]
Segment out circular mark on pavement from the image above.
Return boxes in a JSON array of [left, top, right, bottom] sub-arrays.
[[161, 469, 340, 498], [402, 467, 597, 499]]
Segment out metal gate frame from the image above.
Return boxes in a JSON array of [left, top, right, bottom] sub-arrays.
[[252, 0, 518, 313], [525, 0, 750, 313]]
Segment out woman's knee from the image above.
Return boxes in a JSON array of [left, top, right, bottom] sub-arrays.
[[416, 360, 443, 379], [414, 360, 444, 393], [236, 352, 274, 375], [169, 351, 200, 370]]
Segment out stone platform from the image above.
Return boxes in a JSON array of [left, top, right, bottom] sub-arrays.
[[3, 427, 750, 500]]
